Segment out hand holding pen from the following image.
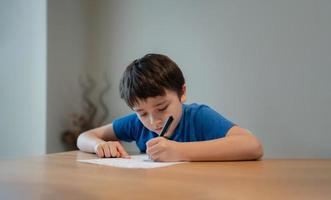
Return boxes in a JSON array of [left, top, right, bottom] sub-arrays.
[[146, 116, 183, 161]]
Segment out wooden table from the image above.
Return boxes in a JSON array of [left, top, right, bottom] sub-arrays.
[[0, 151, 330, 200]]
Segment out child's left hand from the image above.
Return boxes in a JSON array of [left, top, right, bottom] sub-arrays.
[[146, 137, 182, 162]]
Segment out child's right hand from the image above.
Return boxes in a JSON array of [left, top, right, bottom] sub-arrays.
[[94, 141, 130, 158]]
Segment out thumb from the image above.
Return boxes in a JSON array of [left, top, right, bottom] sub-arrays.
[[146, 137, 163, 148], [116, 143, 130, 158]]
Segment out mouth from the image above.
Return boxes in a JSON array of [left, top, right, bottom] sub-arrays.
[[154, 127, 163, 133]]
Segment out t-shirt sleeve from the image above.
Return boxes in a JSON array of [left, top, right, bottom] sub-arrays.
[[112, 113, 141, 142], [195, 105, 235, 140]]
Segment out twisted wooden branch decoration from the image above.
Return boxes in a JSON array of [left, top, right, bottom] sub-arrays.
[[97, 74, 111, 126]]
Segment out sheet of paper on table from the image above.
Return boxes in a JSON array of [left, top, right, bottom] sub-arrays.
[[78, 154, 186, 169]]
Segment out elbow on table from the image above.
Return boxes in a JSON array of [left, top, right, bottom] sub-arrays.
[[76, 132, 86, 151], [249, 138, 264, 160]]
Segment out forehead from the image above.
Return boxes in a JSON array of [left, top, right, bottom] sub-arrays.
[[133, 90, 176, 110], [133, 96, 167, 111]]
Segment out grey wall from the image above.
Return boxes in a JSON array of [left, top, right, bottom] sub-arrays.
[[0, 0, 47, 158], [91, 0, 331, 158], [1, 0, 330, 159], [0, 0, 91, 158], [47, 0, 91, 153]]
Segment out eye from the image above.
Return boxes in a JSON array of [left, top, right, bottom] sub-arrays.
[[158, 105, 168, 112], [140, 113, 147, 117]]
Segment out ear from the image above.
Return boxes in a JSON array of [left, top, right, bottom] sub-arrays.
[[180, 84, 187, 103]]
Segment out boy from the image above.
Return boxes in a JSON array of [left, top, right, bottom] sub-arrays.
[[77, 54, 263, 161]]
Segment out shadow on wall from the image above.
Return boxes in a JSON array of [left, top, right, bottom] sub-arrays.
[[61, 75, 111, 150]]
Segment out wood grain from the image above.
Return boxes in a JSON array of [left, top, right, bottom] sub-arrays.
[[1, 151, 330, 200]]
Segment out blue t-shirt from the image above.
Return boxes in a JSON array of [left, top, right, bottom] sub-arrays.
[[112, 103, 235, 152]]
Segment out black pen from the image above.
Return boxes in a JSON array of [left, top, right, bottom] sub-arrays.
[[159, 116, 174, 137]]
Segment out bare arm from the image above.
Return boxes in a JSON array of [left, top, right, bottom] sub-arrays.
[[147, 126, 263, 161], [77, 123, 129, 158], [178, 126, 263, 161]]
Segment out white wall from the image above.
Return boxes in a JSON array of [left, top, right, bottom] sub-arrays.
[[91, 0, 331, 158], [0, 0, 47, 158]]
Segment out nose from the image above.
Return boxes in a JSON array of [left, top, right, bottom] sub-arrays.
[[149, 114, 162, 128]]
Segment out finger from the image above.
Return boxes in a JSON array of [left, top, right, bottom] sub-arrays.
[[96, 145, 104, 158], [116, 143, 130, 158], [113, 142, 121, 158], [151, 155, 160, 162], [150, 151, 164, 161], [147, 137, 168, 154], [103, 144, 111, 158], [147, 144, 165, 159], [109, 144, 118, 157], [146, 137, 162, 148], [146, 142, 159, 155]]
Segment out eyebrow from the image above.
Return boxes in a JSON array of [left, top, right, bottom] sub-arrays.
[[135, 108, 144, 112], [134, 100, 168, 112], [154, 100, 167, 107]]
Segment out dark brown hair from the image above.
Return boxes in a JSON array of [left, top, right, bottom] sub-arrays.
[[119, 54, 185, 108]]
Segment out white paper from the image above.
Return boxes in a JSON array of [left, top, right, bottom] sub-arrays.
[[78, 154, 186, 169]]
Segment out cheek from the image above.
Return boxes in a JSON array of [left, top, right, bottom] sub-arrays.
[[169, 104, 180, 117], [139, 117, 153, 129], [171, 104, 182, 125], [139, 117, 148, 125]]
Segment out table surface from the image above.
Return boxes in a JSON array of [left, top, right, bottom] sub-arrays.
[[0, 151, 330, 200]]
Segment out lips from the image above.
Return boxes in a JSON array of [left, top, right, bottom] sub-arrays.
[[154, 127, 162, 132]]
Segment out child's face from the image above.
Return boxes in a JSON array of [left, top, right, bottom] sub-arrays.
[[133, 88, 186, 138]]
